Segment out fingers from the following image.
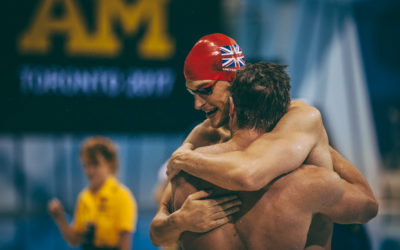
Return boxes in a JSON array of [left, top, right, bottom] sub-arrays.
[[167, 168, 180, 180], [181, 142, 194, 150], [210, 199, 241, 220], [182, 194, 241, 233], [47, 200, 66, 223], [193, 204, 241, 232], [187, 190, 211, 200], [194, 216, 230, 233], [213, 195, 239, 205], [182, 192, 242, 233], [48, 198, 60, 204], [190, 193, 240, 209], [210, 217, 230, 229], [48, 198, 64, 216], [220, 198, 242, 211], [211, 205, 241, 220], [48, 199, 60, 210], [224, 205, 241, 216]]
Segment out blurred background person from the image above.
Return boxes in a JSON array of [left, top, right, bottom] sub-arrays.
[[48, 136, 137, 250]]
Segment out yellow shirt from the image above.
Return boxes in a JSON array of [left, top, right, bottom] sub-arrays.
[[72, 177, 137, 247]]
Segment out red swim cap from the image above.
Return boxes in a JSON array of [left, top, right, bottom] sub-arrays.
[[184, 33, 245, 82]]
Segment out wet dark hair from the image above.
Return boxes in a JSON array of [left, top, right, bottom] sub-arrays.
[[80, 136, 118, 173], [231, 61, 291, 132]]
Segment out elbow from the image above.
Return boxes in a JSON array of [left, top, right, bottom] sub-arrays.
[[357, 198, 379, 224], [149, 222, 163, 246], [149, 218, 176, 247], [63, 231, 81, 247], [66, 238, 80, 248], [149, 233, 162, 247], [149, 232, 162, 246], [231, 170, 267, 191], [68, 243, 79, 248]]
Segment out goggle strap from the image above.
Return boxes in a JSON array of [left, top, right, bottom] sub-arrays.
[[199, 79, 218, 89]]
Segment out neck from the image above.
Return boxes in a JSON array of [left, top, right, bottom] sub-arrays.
[[218, 122, 230, 133], [216, 123, 232, 142], [89, 177, 108, 194], [89, 185, 101, 194]]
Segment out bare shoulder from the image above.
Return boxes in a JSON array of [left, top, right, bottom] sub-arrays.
[[288, 100, 322, 122], [184, 119, 230, 148], [272, 101, 322, 133], [245, 101, 322, 148]]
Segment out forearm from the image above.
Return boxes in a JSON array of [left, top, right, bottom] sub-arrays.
[[54, 216, 82, 247], [177, 141, 308, 191], [119, 231, 132, 250], [323, 180, 378, 224], [328, 147, 378, 223], [181, 150, 266, 190], [150, 184, 183, 246], [330, 147, 375, 196], [150, 208, 184, 246]]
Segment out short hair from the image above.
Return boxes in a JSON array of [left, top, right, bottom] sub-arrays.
[[231, 61, 291, 132], [80, 136, 119, 173]]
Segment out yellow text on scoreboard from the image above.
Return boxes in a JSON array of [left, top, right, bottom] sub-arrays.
[[19, 0, 175, 59]]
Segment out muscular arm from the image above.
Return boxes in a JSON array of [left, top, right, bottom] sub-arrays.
[[169, 103, 323, 191], [150, 184, 184, 246], [320, 147, 378, 224], [150, 121, 238, 246]]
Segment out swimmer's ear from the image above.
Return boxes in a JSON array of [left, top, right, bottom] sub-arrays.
[[229, 96, 235, 118]]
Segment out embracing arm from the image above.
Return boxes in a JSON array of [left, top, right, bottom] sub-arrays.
[[169, 104, 323, 191], [149, 184, 240, 246], [150, 184, 185, 246], [321, 147, 378, 224], [172, 133, 315, 191], [150, 118, 240, 246]]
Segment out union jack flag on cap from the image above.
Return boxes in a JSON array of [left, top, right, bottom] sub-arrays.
[[220, 44, 245, 71]]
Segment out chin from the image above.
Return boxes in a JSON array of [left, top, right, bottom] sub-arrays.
[[89, 181, 99, 189]]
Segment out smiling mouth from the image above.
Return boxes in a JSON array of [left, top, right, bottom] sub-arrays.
[[206, 108, 218, 117]]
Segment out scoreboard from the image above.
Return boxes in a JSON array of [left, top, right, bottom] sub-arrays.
[[1, 0, 222, 132]]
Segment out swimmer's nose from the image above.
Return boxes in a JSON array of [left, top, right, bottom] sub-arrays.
[[194, 95, 207, 110]]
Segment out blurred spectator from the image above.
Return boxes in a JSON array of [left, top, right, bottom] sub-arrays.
[[48, 136, 137, 250]]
